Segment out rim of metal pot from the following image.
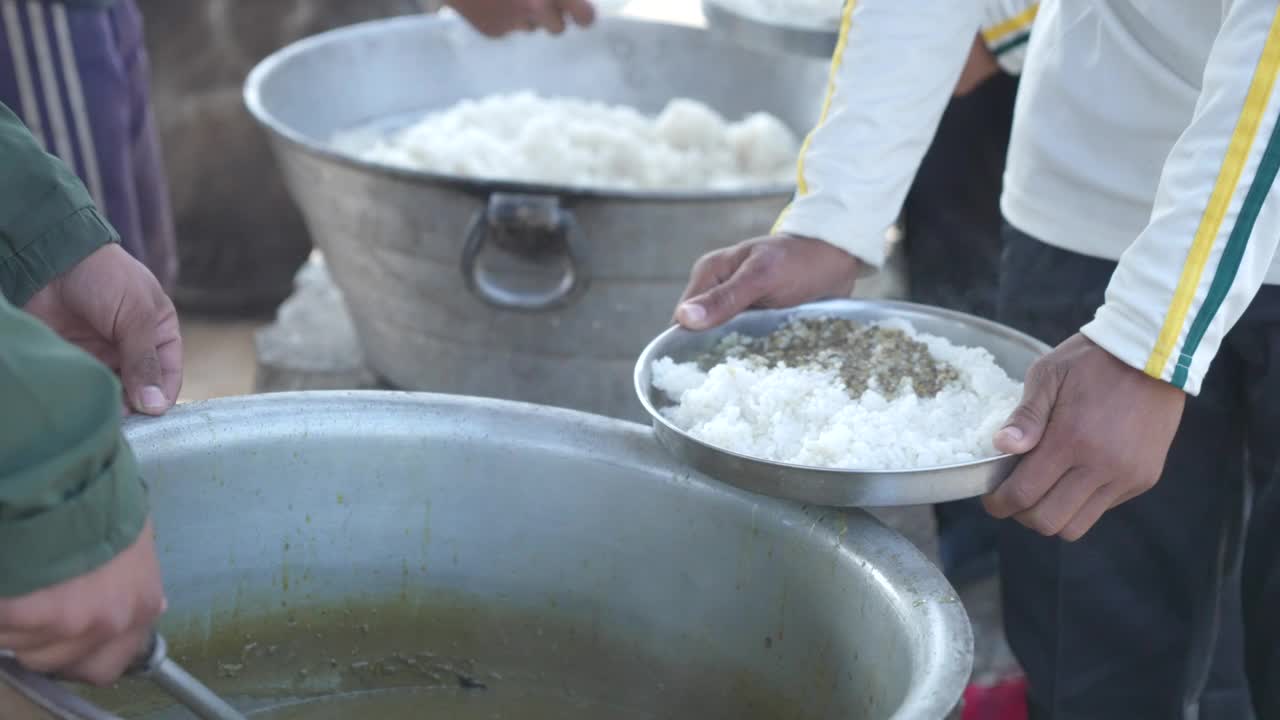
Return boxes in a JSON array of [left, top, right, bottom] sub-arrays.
[[705, 0, 843, 35], [700, 0, 841, 59], [124, 391, 974, 719], [634, 298, 1051, 477], [243, 15, 800, 204]]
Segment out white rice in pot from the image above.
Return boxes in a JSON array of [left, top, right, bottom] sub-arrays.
[[332, 92, 799, 191]]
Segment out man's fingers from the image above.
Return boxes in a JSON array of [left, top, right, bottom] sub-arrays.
[[994, 356, 1065, 455], [8, 616, 120, 679], [443, 0, 507, 35], [677, 246, 745, 308], [1107, 476, 1158, 512], [0, 598, 68, 650], [62, 628, 151, 687], [0, 518, 166, 684], [983, 442, 1072, 520], [0, 629, 52, 652], [562, 0, 595, 26], [1013, 466, 1096, 537], [153, 291, 183, 407], [677, 257, 773, 331], [117, 300, 169, 416], [675, 246, 754, 329], [157, 335, 183, 410], [534, 0, 566, 33], [1058, 485, 1125, 542], [11, 639, 96, 677]]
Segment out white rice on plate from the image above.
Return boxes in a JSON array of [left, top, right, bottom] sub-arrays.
[[651, 318, 1023, 470]]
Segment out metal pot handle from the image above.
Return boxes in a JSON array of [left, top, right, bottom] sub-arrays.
[[460, 193, 585, 312]]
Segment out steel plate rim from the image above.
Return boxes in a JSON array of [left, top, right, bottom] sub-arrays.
[[633, 298, 1052, 506]]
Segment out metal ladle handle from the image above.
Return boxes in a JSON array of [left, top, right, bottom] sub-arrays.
[[0, 632, 246, 720], [460, 193, 586, 311], [0, 651, 112, 719], [129, 633, 246, 720]]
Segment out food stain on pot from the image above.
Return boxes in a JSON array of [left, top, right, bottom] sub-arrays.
[[281, 541, 291, 593]]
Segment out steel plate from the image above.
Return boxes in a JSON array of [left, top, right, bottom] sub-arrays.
[[634, 299, 1051, 507]]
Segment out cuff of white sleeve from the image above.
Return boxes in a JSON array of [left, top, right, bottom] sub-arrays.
[[984, 27, 1030, 75], [993, 46, 1027, 75], [775, 199, 890, 274], [1081, 302, 1200, 395]]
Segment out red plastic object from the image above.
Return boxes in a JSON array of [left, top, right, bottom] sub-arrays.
[[960, 675, 1029, 720]]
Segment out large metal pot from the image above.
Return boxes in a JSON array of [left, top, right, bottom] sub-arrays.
[[87, 392, 969, 718], [244, 16, 836, 420]]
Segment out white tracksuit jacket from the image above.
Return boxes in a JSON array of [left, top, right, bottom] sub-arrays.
[[775, 0, 1280, 395]]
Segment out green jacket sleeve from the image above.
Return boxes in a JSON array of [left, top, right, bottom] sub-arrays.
[[0, 101, 119, 307], [0, 274, 148, 598]]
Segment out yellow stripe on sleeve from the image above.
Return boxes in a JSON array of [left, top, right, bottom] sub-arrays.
[[1144, 7, 1280, 379], [771, 0, 859, 233], [980, 3, 1038, 46]]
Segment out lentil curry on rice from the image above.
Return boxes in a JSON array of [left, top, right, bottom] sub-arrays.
[[703, 318, 962, 398]]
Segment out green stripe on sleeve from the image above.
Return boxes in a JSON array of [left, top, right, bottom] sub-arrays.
[[1171, 113, 1280, 389], [992, 31, 1030, 57]]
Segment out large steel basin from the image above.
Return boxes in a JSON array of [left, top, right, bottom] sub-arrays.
[[83, 392, 970, 718], [244, 16, 835, 420]]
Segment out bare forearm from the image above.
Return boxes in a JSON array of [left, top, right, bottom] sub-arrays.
[[954, 34, 1002, 96]]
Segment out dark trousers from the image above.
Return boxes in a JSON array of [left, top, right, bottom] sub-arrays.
[[903, 74, 1018, 582], [902, 74, 1014, 319], [997, 225, 1280, 719]]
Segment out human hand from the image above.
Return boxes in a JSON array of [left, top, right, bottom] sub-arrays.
[[954, 33, 1001, 96], [673, 234, 862, 330], [983, 333, 1186, 540], [446, 0, 596, 36], [23, 244, 182, 416], [0, 519, 166, 686]]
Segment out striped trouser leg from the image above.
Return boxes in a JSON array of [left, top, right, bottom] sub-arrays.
[[0, 0, 175, 289]]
